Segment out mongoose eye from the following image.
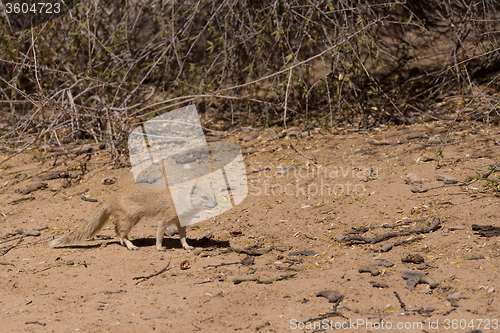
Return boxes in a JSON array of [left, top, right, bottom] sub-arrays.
[[202, 196, 208, 200]]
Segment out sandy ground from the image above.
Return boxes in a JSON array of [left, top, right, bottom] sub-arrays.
[[1, 120, 500, 333]]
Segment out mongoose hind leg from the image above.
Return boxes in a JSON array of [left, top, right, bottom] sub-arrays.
[[114, 216, 139, 250]]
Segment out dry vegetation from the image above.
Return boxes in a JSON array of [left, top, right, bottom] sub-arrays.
[[1, 0, 500, 162]]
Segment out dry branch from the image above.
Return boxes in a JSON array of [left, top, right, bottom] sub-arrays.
[[337, 217, 442, 244]]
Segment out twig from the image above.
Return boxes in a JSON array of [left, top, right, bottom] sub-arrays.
[[25, 321, 46, 327], [8, 197, 35, 205], [337, 217, 442, 244], [0, 262, 14, 266], [394, 291, 407, 311], [0, 238, 23, 256], [203, 262, 240, 269], [194, 280, 213, 286], [332, 295, 344, 312], [133, 261, 171, 285], [289, 142, 317, 164]]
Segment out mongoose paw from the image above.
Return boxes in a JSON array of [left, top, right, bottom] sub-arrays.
[[157, 247, 166, 252], [184, 246, 195, 251], [128, 246, 140, 251]]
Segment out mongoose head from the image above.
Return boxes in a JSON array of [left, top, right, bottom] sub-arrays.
[[189, 183, 218, 209]]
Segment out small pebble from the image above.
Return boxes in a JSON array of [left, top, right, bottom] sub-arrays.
[[401, 254, 425, 264], [401, 270, 425, 280], [241, 256, 255, 266], [406, 133, 429, 140], [405, 277, 420, 290], [404, 173, 421, 185], [436, 174, 458, 184], [369, 259, 394, 267], [419, 276, 439, 288], [359, 265, 380, 276], [316, 290, 343, 303], [102, 177, 116, 185], [411, 184, 428, 193], [24, 229, 41, 237], [369, 280, 389, 288], [241, 129, 259, 142], [427, 138, 442, 144], [232, 274, 258, 284], [380, 244, 393, 252], [447, 293, 468, 307]]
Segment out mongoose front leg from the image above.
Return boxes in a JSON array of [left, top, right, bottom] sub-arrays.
[[178, 225, 194, 251], [156, 219, 168, 252]]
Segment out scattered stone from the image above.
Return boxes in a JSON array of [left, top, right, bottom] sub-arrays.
[[359, 265, 380, 276], [316, 290, 343, 303], [417, 154, 434, 162], [180, 260, 190, 270], [369, 259, 394, 267], [406, 133, 429, 140], [72, 144, 93, 154], [288, 250, 316, 256], [404, 173, 421, 185], [241, 129, 259, 142], [102, 177, 116, 185], [419, 307, 435, 314], [380, 243, 393, 252], [421, 287, 433, 294], [405, 277, 420, 290], [232, 274, 258, 284], [427, 138, 442, 145], [241, 256, 255, 266], [58, 179, 71, 188], [419, 276, 439, 288], [416, 263, 438, 270], [17, 182, 48, 194], [369, 280, 389, 288], [257, 280, 273, 285], [23, 229, 41, 237], [401, 254, 425, 264], [276, 273, 296, 281], [487, 287, 495, 294], [447, 293, 468, 307], [401, 270, 426, 280], [205, 136, 220, 142], [472, 224, 500, 237], [401, 270, 428, 290], [33, 171, 69, 181], [298, 131, 311, 138], [436, 174, 458, 184], [410, 184, 428, 193]]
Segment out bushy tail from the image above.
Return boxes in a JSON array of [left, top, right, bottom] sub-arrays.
[[50, 204, 110, 247]]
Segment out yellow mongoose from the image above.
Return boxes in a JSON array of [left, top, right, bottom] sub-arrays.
[[50, 184, 218, 251]]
